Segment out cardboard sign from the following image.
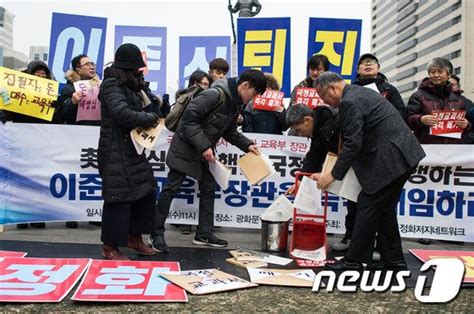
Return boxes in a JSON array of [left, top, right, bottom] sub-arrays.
[[409, 249, 474, 283], [252, 90, 284, 112], [130, 118, 165, 152], [0, 67, 59, 121], [0, 257, 91, 302], [160, 269, 257, 295], [73, 79, 101, 122], [72, 260, 187, 302], [238, 152, 276, 185], [0, 251, 27, 258], [294, 87, 324, 109], [247, 268, 315, 287], [430, 110, 466, 139], [226, 258, 268, 269]]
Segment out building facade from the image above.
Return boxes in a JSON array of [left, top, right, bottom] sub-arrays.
[[371, 0, 473, 101], [29, 46, 49, 63], [0, 6, 13, 49]]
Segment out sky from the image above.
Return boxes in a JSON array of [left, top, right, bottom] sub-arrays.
[[3, 0, 371, 95]]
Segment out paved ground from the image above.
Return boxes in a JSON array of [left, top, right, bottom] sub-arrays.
[[0, 222, 473, 312]]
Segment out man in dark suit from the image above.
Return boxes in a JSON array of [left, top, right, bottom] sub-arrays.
[[315, 72, 426, 270]]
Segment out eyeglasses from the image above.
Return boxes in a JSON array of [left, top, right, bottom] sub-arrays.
[[360, 59, 377, 66], [78, 61, 96, 68], [318, 85, 332, 99]]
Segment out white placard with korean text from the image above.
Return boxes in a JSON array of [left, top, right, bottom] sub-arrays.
[[0, 123, 473, 242]]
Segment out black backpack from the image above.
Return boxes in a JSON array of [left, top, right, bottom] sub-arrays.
[[165, 86, 226, 132]]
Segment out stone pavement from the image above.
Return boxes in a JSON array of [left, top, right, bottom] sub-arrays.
[[0, 222, 472, 312]]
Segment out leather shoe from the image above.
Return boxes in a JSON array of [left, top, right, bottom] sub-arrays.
[[383, 260, 407, 270], [127, 234, 157, 256], [325, 258, 363, 271], [102, 245, 129, 260]]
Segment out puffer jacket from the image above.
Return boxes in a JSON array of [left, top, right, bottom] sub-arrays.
[[407, 77, 471, 144], [242, 99, 287, 135], [353, 73, 406, 120], [97, 74, 159, 203], [166, 77, 253, 179]]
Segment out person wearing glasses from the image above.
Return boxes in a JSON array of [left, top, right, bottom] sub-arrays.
[[56, 54, 100, 126]]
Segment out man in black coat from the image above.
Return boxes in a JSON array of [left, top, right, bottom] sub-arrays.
[[331, 53, 407, 252], [150, 69, 267, 252], [315, 72, 426, 270]]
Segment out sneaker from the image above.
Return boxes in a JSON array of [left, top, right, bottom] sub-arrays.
[[418, 238, 431, 245], [192, 234, 228, 248], [331, 237, 351, 251], [148, 236, 169, 253], [30, 222, 46, 228], [180, 225, 192, 235], [66, 221, 78, 229]]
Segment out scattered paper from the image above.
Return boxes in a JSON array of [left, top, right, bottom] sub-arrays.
[[290, 246, 326, 262], [235, 247, 292, 266], [293, 176, 321, 215], [209, 159, 231, 190], [226, 258, 267, 269], [160, 269, 256, 295], [238, 151, 276, 185], [247, 268, 315, 287]]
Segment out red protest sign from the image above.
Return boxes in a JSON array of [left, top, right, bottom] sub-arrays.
[[0, 257, 91, 302], [430, 110, 466, 138], [410, 249, 474, 283], [0, 250, 27, 259], [294, 87, 324, 109], [72, 260, 187, 302], [253, 90, 284, 111]]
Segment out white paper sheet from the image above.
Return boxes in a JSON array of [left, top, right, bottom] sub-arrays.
[[293, 176, 321, 215], [290, 246, 326, 262], [260, 194, 293, 222], [326, 167, 362, 202], [209, 159, 231, 190]]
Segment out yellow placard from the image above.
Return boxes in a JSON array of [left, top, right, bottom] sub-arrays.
[[0, 67, 59, 121]]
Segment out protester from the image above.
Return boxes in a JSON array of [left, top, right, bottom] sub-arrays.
[[285, 104, 340, 194], [407, 58, 471, 245], [97, 43, 160, 260], [150, 69, 266, 253], [314, 72, 425, 271], [289, 54, 329, 106], [8, 60, 60, 229], [242, 73, 287, 134], [331, 53, 407, 252], [56, 54, 100, 125], [208, 58, 229, 82], [449, 74, 474, 144], [188, 69, 213, 89]]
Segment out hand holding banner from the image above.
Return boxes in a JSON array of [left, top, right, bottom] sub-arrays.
[[294, 87, 324, 109], [73, 79, 101, 122], [0, 67, 59, 121], [252, 90, 284, 112], [430, 110, 466, 139]]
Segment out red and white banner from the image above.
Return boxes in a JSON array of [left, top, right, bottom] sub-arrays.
[[430, 110, 466, 139], [294, 87, 324, 109], [0, 257, 91, 302], [410, 249, 474, 283], [253, 90, 284, 111], [0, 251, 27, 259], [72, 260, 187, 302]]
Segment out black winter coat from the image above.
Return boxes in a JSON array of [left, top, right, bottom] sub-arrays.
[[353, 73, 407, 120], [301, 106, 340, 173], [97, 77, 159, 203], [242, 100, 287, 135], [166, 78, 253, 179]]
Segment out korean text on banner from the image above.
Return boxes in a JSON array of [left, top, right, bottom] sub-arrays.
[[238, 17, 291, 96], [179, 36, 231, 89], [48, 13, 107, 84], [294, 87, 324, 109], [430, 110, 466, 139], [252, 90, 284, 112], [73, 79, 101, 122], [115, 25, 167, 95], [0, 67, 59, 121], [307, 18, 362, 83]]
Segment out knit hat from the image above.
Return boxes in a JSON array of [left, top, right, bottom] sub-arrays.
[[114, 43, 146, 70]]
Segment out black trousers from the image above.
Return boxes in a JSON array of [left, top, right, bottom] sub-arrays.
[[153, 167, 216, 238], [344, 200, 358, 239], [101, 192, 155, 247], [346, 170, 413, 264]]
